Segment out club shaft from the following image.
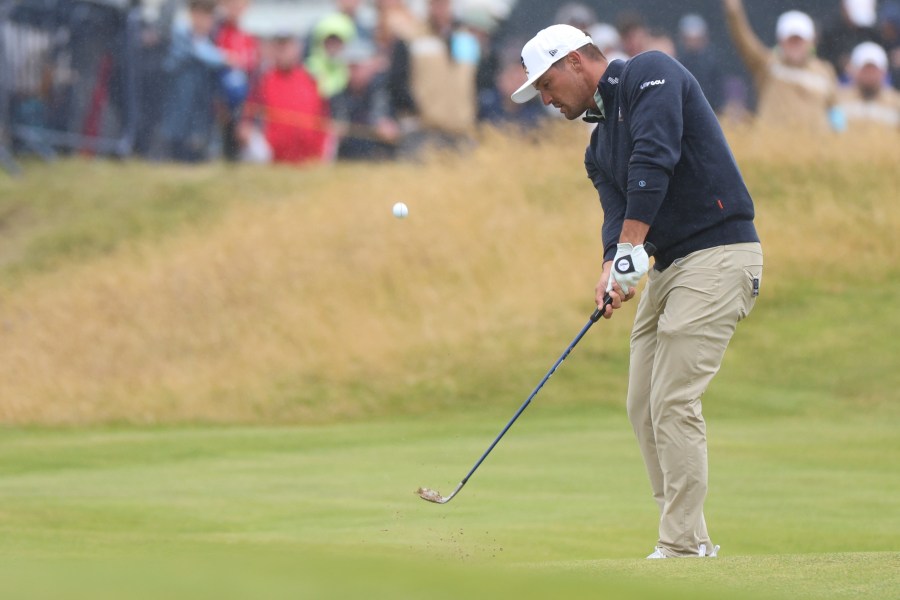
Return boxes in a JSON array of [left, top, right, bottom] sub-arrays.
[[456, 297, 614, 488]]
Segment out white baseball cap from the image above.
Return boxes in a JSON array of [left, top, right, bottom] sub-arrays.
[[850, 41, 888, 71], [511, 24, 594, 104], [776, 11, 815, 42], [843, 0, 877, 28]]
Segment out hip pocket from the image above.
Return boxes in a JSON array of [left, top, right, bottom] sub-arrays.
[[739, 265, 763, 320]]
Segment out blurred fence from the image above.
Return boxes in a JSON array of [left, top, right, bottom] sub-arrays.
[[0, 0, 141, 172]]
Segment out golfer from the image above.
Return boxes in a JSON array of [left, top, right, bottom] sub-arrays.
[[512, 25, 763, 559]]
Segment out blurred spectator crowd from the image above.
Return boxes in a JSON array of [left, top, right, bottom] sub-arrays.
[[0, 0, 898, 169]]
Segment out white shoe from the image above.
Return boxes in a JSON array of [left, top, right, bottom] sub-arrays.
[[698, 543, 720, 558], [646, 547, 668, 559]]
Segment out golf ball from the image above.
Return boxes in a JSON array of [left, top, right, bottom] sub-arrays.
[[392, 202, 409, 219]]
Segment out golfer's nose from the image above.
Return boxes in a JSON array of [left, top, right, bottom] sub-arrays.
[[540, 90, 552, 106]]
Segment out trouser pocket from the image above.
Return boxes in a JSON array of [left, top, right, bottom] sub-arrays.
[[740, 264, 763, 320]]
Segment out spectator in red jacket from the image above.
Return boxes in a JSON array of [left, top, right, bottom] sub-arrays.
[[241, 34, 330, 164]]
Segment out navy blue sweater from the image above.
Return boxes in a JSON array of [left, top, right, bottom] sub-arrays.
[[584, 52, 759, 270]]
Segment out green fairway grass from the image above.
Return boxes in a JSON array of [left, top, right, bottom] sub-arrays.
[[1, 413, 897, 598]]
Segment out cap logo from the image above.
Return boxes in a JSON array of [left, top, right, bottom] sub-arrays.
[[549, 49, 558, 57], [520, 55, 529, 77]]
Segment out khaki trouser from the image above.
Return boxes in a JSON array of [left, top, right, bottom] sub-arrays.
[[627, 243, 763, 557]]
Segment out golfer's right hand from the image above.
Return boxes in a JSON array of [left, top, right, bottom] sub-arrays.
[[596, 262, 632, 319]]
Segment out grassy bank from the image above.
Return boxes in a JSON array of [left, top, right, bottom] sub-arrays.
[[0, 127, 898, 425]]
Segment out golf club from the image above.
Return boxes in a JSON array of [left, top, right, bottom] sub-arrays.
[[417, 244, 656, 505], [416, 297, 612, 504]]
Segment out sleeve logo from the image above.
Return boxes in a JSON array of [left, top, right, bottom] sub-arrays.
[[639, 79, 666, 90]]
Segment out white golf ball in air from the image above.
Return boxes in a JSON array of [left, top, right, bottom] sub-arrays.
[[392, 202, 409, 219]]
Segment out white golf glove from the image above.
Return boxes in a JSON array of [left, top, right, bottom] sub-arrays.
[[606, 243, 650, 296]]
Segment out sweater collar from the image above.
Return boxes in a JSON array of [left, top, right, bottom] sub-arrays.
[[583, 59, 625, 123]]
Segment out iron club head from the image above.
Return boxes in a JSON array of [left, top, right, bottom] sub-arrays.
[[416, 482, 465, 504]]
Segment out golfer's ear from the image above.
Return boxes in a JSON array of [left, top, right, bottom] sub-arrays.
[[568, 51, 583, 72]]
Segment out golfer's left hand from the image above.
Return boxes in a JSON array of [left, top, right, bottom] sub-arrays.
[[606, 243, 650, 296]]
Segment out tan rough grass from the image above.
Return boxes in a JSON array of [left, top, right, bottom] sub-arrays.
[[0, 125, 897, 425]]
